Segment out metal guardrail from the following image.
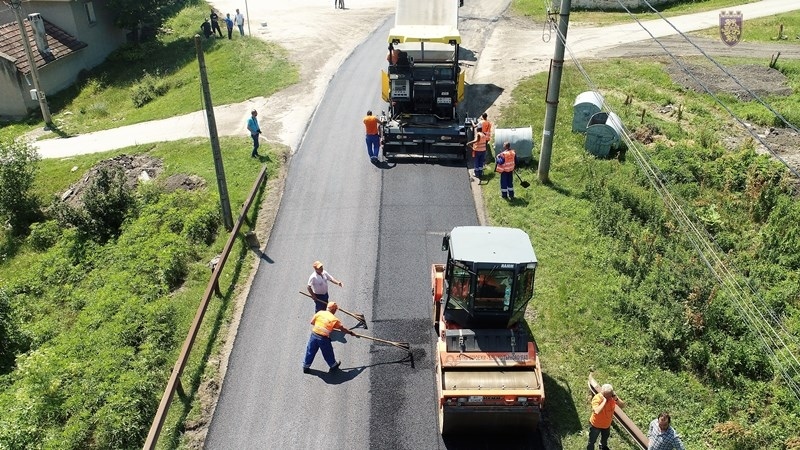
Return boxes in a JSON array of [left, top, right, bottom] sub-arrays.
[[588, 373, 648, 449], [143, 166, 268, 449]]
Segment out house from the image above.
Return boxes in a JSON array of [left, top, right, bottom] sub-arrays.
[[0, 0, 127, 119]]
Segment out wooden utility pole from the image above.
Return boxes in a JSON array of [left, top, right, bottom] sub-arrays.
[[195, 35, 233, 231], [10, 0, 52, 128], [538, 0, 572, 183]]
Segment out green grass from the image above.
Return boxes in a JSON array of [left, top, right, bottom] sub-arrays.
[[486, 54, 800, 449], [0, 2, 298, 142], [513, 0, 761, 26], [693, 10, 800, 42]]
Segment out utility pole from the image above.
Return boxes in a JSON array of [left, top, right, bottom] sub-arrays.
[[538, 0, 572, 184], [195, 35, 234, 231], [244, 0, 251, 36], [10, 0, 52, 128]]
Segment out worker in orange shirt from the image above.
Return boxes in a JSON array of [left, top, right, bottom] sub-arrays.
[[386, 44, 400, 66], [363, 110, 383, 163], [587, 383, 626, 450], [303, 302, 358, 374]]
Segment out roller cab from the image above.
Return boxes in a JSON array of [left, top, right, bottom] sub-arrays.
[[432, 226, 544, 434]]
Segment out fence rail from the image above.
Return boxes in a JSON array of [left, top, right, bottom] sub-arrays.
[[143, 166, 268, 449]]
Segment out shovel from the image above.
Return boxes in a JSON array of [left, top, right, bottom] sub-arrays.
[[298, 291, 368, 329], [350, 331, 411, 352], [514, 170, 531, 188]]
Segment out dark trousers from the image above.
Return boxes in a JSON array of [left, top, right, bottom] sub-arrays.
[[366, 134, 380, 159], [474, 150, 487, 178], [500, 171, 514, 198], [303, 333, 336, 368], [587, 424, 610, 450], [251, 133, 259, 156], [227, 26, 233, 39], [211, 22, 222, 37], [313, 293, 329, 312]]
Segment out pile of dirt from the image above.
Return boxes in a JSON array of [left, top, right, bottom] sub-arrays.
[[59, 154, 206, 208], [664, 62, 792, 101]]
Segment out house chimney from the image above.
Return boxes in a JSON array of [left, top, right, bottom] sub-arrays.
[[27, 13, 51, 55]]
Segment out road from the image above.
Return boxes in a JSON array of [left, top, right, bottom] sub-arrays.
[[202, 1, 800, 449]]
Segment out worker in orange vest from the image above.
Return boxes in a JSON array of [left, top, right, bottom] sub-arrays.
[[386, 44, 400, 66], [303, 302, 357, 374], [467, 124, 489, 180], [495, 141, 517, 199]]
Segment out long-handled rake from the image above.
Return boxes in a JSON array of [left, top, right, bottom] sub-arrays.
[[298, 291, 368, 329], [350, 331, 411, 352]]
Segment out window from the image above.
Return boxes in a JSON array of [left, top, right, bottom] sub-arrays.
[[84, 2, 96, 25], [475, 269, 513, 312], [445, 266, 470, 311]]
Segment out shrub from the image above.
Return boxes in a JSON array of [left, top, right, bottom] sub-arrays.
[[27, 220, 62, 252], [130, 70, 170, 108], [82, 167, 135, 243], [0, 140, 42, 235], [183, 204, 220, 245]]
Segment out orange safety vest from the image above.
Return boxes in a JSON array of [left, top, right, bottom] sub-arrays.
[[479, 119, 493, 137], [497, 149, 515, 172], [472, 132, 488, 152], [311, 311, 341, 337]]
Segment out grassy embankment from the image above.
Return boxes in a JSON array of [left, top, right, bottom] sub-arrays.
[[0, 1, 297, 449], [495, 4, 800, 450], [0, 2, 295, 143]]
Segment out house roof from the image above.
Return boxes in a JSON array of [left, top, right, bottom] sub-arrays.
[[0, 18, 87, 75]]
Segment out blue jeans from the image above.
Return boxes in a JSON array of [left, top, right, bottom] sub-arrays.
[[303, 333, 336, 368], [586, 425, 610, 450], [238, 24, 244, 36], [366, 134, 380, 159], [500, 171, 514, 198], [251, 133, 259, 155], [313, 293, 329, 312], [474, 151, 487, 178]]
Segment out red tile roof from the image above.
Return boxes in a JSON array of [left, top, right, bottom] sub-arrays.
[[0, 18, 87, 75]]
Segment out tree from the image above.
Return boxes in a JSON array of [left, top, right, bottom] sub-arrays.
[[0, 140, 41, 235], [106, 0, 185, 40]]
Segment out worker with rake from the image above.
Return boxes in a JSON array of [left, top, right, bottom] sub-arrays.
[[303, 302, 357, 374], [307, 260, 343, 312]]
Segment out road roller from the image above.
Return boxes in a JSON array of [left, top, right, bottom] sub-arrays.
[[431, 226, 544, 434]]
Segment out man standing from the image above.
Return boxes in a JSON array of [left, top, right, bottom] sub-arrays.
[[363, 110, 382, 163], [647, 413, 685, 450], [234, 8, 245, 36], [303, 302, 357, 374], [224, 13, 234, 40], [210, 9, 223, 38], [200, 18, 212, 39], [247, 109, 261, 158], [307, 261, 343, 312], [495, 141, 516, 200], [467, 124, 488, 181], [587, 383, 625, 450]]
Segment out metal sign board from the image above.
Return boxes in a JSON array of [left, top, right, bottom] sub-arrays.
[[719, 10, 743, 47]]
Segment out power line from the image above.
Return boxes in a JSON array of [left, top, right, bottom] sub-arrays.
[[545, 12, 800, 401]]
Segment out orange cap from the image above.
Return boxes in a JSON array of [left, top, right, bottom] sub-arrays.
[[312, 261, 323, 269]]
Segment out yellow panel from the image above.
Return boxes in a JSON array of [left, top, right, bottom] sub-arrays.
[[381, 70, 389, 102], [457, 71, 465, 102]]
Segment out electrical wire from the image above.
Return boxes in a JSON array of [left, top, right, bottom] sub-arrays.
[[546, 13, 800, 401]]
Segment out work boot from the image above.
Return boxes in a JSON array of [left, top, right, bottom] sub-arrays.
[[329, 361, 341, 372], [302, 366, 310, 374]]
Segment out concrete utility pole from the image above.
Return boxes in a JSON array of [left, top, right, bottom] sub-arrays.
[[244, 0, 251, 36], [10, 0, 52, 128], [538, 0, 572, 184], [195, 35, 234, 231]]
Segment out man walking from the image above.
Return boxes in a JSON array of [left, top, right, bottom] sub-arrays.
[[647, 413, 685, 450], [234, 8, 245, 36], [303, 302, 357, 374], [224, 13, 234, 39], [307, 261, 343, 312], [587, 383, 625, 450], [210, 9, 223, 38], [247, 109, 261, 158], [363, 110, 382, 163], [495, 141, 516, 200]]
